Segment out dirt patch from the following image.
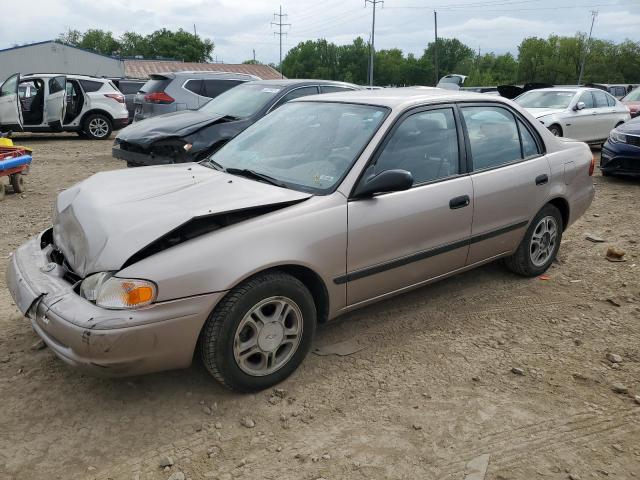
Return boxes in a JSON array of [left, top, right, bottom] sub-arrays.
[[1, 135, 639, 480]]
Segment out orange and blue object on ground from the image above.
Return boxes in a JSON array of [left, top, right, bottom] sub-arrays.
[[0, 136, 32, 198]]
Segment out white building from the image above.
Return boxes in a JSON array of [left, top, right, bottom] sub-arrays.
[[0, 41, 125, 82]]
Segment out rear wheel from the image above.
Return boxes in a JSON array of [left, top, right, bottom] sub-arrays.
[[548, 124, 562, 137], [199, 271, 317, 392], [504, 204, 563, 277], [83, 113, 112, 140], [10, 173, 25, 193]]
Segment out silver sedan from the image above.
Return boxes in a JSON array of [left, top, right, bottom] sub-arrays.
[[515, 87, 630, 143], [7, 88, 595, 392]]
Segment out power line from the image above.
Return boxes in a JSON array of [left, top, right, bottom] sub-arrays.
[[578, 10, 598, 85], [365, 0, 384, 86], [271, 5, 291, 78]]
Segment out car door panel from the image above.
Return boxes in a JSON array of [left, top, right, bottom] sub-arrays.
[[460, 104, 551, 265], [46, 76, 66, 128], [0, 73, 23, 130], [468, 157, 550, 264], [346, 177, 473, 305], [344, 106, 472, 306], [566, 92, 596, 141]]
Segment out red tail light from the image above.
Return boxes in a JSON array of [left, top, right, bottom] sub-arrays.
[[589, 155, 595, 176], [104, 93, 125, 103], [143, 92, 174, 104]]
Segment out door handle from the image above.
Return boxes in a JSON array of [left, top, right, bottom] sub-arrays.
[[449, 195, 470, 209], [535, 174, 549, 185]]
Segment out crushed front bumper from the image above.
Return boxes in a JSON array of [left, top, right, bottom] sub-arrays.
[[7, 233, 224, 376], [111, 144, 174, 167]]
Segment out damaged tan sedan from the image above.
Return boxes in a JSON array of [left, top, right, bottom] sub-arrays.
[[7, 88, 595, 391]]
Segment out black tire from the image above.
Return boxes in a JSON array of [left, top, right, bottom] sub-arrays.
[[199, 271, 317, 392], [83, 113, 112, 140], [10, 173, 25, 193], [504, 204, 563, 277], [0, 183, 4, 201], [548, 124, 562, 137]]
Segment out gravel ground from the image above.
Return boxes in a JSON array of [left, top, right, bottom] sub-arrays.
[[0, 134, 639, 480]]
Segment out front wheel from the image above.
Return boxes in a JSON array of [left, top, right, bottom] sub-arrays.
[[199, 271, 317, 392], [83, 113, 113, 140], [10, 173, 25, 193], [504, 204, 563, 277], [548, 125, 562, 137]]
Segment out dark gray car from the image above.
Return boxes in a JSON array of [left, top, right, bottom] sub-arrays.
[[133, 71, 259, 122], [113, 79, 360, 166], [112, 79, 145, 123]]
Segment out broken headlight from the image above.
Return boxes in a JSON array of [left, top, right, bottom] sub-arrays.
[[80, 272, 157, 309]]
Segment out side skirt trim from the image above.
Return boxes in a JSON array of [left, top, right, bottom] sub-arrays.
[[334, 220, 528, 285]]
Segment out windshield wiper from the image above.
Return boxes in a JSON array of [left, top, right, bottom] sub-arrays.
[[202, 158, 226, 171], [225, 168, 287, 188]]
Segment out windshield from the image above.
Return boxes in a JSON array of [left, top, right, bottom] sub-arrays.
[[623, 88, 640, 102], [206, 102, 388, 194], [515, 90, 576, 109], [199, 83, 283, 119]]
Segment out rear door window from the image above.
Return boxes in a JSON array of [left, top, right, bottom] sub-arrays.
[[462, 106, 523, 170], [320, 85, 355, 94], [518, 119, 541, 158], [79, 80, 103, 93], [184, 79, 204, 96], [49, 77, 66, 94], [272, 86, 319, 109], [203, 80, 244, 98]]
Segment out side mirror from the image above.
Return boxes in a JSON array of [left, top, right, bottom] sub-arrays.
[[353, 169, 413, 198], [574, 101, 586, 111]]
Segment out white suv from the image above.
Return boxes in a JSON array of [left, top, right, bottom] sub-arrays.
[[0, 73, 129, 139]]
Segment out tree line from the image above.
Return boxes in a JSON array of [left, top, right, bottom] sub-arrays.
[[282, 35, 640, 87], [57, 28, 214, 63]]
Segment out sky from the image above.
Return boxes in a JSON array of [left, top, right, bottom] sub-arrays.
[[1, 0, 639, 64]]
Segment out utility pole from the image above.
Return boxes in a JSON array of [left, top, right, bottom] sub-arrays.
[[577, 10, 598, 86], [271, 5, 290, 78], [434, 10, 439, 85], [193, 24, 197, 37], [253, 49, 256, 62], [365, 0, 383, 87]]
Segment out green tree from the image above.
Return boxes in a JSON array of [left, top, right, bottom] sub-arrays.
[[77, 29, 120, 55]]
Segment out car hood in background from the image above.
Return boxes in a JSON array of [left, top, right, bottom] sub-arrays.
[[52, 164, 312, 277], [615, 117, 640, 134], [116, 110, 229, 147], [524, 108, 566, 119]]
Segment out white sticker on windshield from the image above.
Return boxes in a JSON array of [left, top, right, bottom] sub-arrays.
[[262, 88, 281, 93]]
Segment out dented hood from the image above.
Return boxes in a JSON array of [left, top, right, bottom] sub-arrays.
[[53, 164, 312, 277], [116, 110, 229, 147]]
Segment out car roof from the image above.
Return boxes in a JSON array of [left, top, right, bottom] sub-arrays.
[[21, 73, 110, 81], [294, 86, 499, 109], [523, 87, 608, 95], [243, 79, 360, 89], [152, 71, 259, 80]]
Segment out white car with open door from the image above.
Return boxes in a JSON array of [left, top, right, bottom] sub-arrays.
[[0, 73, 129, 139]]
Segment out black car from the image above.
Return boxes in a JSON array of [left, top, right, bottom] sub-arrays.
[[112, 79, 359, 166], [601, 117, 640, 177]]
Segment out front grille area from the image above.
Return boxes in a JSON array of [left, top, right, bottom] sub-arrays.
[[626, 134, 640, 147]]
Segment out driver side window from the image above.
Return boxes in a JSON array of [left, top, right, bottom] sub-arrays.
[[373, 108, 460, 185], [578, 92, 595, 109]]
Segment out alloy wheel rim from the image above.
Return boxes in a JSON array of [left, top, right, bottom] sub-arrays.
[[530, 215, 558, 267], [89, 118, 109, 138], [233, 296, 303, 376]]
